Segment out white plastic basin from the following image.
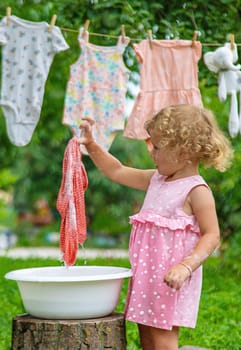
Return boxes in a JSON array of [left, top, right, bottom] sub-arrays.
[[5, 265, 132, 319]]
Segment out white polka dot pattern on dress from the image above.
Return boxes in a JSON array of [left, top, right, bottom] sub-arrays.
[[125, 172, 206, 330]]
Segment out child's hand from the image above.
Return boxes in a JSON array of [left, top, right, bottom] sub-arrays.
[[78, 117, 95, 145], [163, 263, 191, 290]]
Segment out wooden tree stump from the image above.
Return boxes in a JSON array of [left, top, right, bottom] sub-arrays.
[[11, 313, 126, 350]]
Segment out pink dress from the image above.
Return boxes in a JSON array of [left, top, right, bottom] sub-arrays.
[[123, 40, 203, 140], [125, 172, 208, 330]]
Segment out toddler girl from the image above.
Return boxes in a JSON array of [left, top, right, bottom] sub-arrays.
[[79, 104, 233, 350]]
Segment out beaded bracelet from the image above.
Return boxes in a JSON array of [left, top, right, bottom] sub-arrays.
[[179, 262, 192, 277]]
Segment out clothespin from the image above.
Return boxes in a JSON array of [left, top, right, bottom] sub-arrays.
[[121, 25, 126, 43], [191, 31, 198, 47], [48, 14, 57, 32], [6, 7, 11, 25], [147, 29, 153, 49], [82, 19, 90, 37], [230, 34, 235, 50]]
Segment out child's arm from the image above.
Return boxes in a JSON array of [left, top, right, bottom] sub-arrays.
[[164, 185, 220, 290], [182, 185, 220, 266], [79, 118, 154, 191]]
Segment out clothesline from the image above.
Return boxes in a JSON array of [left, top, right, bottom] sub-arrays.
[[0, 11, 240, 47], [57, 26, 240, 47], [60, 27, 219, 46]]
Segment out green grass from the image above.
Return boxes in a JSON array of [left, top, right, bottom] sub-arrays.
[[1, 255, 241, 350]]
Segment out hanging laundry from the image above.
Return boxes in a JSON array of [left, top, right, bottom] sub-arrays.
[[63, 28, 130, 153], [0, 15, 69, 146], [123, 40, 203, 140], [56, 137, 88, 266], [204, 42, 241, 138]]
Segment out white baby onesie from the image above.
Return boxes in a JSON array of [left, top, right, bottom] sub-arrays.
[[0, 16, 69, 146]]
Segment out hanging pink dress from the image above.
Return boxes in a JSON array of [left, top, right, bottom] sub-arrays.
[[125, 172, 209, 330], [123, 40, 203, 140]]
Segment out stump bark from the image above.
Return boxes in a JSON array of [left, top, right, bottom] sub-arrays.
[[11, 313, 126, 350]]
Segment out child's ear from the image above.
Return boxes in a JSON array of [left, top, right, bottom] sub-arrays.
[[145, 138, 153, 152]]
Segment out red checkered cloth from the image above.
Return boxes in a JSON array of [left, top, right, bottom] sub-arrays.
[[56, 137, 88, 266]]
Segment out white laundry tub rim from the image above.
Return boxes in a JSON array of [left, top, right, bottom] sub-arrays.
[[5, 265, 132, 282]]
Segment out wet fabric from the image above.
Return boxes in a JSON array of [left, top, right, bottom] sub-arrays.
[[56, 137, 88, 266]]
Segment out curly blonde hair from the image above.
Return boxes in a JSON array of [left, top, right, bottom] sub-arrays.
[[144, 104, 233, 172]]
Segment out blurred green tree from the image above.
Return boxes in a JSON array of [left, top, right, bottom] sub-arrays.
[[0, 0, 240, 238]]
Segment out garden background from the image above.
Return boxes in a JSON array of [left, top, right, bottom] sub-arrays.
[[0, 1, 241, 349]]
